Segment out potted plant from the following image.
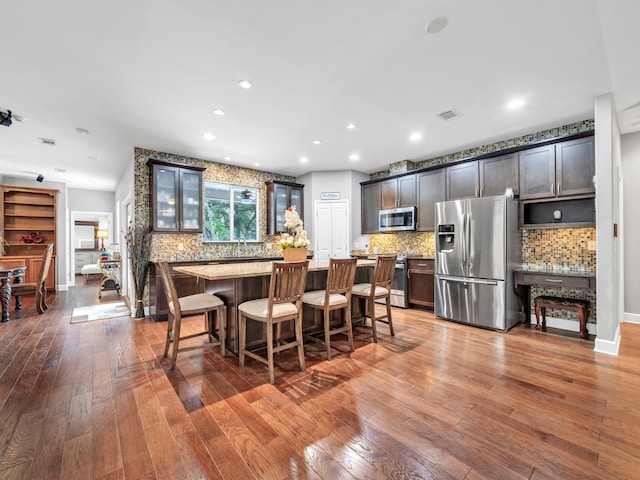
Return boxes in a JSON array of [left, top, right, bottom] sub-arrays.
[[124, 222, 152, 318], [278, 205, 310, 261]]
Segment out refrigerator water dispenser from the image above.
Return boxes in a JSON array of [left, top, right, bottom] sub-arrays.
[[437, 224, 455, 252]]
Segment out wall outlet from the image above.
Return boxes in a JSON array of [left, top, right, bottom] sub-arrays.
[[265, 242, 272, 250], [587, 240, 596, 251], [177, 243, 184, 251]]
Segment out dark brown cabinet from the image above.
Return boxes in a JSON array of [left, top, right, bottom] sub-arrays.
[[416, 170, 445, 231], [147, 160, 205, 232], [446, 162, 479, 200], [381, 176, 416, 209], [361, 182, 381, 234], [266, 180, 304, 235], [407, 259, 435, 309], [519, 137, 594, 200], [479, 153, 519, 197]]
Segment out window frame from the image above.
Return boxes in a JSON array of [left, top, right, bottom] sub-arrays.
[[202, 181, 260, 243]]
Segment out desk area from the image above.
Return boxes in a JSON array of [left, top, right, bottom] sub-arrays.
[[514, 266, 596, 336]]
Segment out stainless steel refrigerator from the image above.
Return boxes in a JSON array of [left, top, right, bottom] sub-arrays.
[[434, 196, 521, 331]]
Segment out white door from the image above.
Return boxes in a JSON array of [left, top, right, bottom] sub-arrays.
[[315, 201, 349, 260]]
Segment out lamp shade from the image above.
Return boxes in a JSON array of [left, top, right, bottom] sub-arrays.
[[96, 230, 109, 238]]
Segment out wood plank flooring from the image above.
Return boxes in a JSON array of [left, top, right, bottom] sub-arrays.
[[0, 277, 639, 479]]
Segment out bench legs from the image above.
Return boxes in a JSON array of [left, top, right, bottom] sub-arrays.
[[534, 299, 588, 339]]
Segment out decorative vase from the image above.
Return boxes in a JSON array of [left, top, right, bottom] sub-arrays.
[[282, 247, 308, 262]]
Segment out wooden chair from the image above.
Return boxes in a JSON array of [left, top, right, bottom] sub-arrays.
[[158, 261, 226, 370], [238, 260, 309, 384], [302, 257, 357, 360], [12, 243, 54, 314], [351, 254, 397, 342]]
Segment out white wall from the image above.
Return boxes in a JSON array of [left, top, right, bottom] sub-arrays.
[[594, 94, 623, 354], [621, 131, 640, 319]]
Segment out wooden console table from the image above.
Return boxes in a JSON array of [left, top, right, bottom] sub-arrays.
[[514, 267, 596, 326]]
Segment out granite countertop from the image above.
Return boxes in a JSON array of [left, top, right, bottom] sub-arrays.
[[175, 258, 376, 281]]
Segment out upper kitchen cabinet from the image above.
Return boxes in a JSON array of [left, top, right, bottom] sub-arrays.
[[381, 176, 416, 209], [416, 169, 445, 231], [266, 180, 304, 235], [519, 136, 594, 200], [147, 159, 205, 232], [479, 153, 519, 197], [445, 162, 479, 200], [361, 182, 381, 234]]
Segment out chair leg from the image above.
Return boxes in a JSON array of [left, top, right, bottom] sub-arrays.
[[386, 297, 394, 336], [369, 298, 378, 343], [345, 303, 355, 353], [219, 306, 227, 356], [534, 301, 541, 329], [266, 319, 275, 384], [239, 312, 246, 366], [295, 313, 306, 373], [541, 307, 547, 328], [579, 307, 588, 339], [163, 312, 174, 358], [324, 306, 332, 360], [170, 315, 182, 370]]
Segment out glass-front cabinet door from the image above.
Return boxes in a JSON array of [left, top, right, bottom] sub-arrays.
[[148, 160, 205, 232], [180, 169, 203, 232], [266, 180, 305, 235]]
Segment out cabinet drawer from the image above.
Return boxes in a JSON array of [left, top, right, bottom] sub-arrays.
[[520, 273, 591, 289], [407, 259, 434, 271]]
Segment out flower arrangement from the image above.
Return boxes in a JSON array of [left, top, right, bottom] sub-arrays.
[[124, 221, 152, 319], [279, 205, 310, 249]]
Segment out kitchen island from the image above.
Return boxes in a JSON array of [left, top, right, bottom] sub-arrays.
[[174, 258, 376, 355]]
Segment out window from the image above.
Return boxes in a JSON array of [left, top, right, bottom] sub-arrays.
[[203, 182, 259, 242]]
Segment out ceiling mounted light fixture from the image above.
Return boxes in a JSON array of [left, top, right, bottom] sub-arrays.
[[299, 157, 309, 163], [426, 16, 448, 34], [313, 139, 321, 145], [507, 99, 525, 109], [213, 108, 225, 116], [349, 153, 360, 161], [224, 156, 231, 161], [202, 132, 216, 140], [347, 123, 357, 130], [409, 132, 423, 142], [238, 79, 253, 89]]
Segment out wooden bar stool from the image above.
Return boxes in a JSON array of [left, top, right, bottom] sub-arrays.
[[534, 295, 590, 339], [302, 257, 358, 360]]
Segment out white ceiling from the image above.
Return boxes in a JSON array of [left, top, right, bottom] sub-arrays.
[[1, 0, 639, 191]]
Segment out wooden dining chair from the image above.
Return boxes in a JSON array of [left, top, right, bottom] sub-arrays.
[[238, 260, 309, 384], [158, 261, 226, 370], [302, 257, 357, 360], [12, 243, 54, 314], [351, 254, 397, 342]]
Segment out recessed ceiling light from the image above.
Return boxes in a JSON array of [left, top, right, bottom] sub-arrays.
[[299, 157, 309, 163], [507, 99, 525, 109], [425, 16, 448, 34], [75, 127, 90, 136], [202, 132, 216, 140], [254, 162, 260, 167], [409, 132, 423, 142], [349, 153, 360, 161], [238, 80, 253, 89], [213, 108, 225, 116], [347, 123, 357, 130], [224, 156, 231, 161], [313, 140, 322, 145]]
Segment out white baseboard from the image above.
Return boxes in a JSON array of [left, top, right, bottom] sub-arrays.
[[56, 284, 69, 292], [594, 324, 620, 355], [528, 314, 596, 335], [623, 312, 640, 324]]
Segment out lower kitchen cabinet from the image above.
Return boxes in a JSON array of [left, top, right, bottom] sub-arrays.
[[407, 259, 435, 310]]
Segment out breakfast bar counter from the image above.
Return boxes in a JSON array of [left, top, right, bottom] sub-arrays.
[[174, 258, 375, 355]]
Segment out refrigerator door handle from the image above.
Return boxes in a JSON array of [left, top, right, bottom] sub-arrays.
[[438, 275, 499, 286], [466, 212, 471, 267]]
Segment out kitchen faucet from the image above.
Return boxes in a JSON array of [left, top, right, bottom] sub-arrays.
[[237, 237, 247, 257]]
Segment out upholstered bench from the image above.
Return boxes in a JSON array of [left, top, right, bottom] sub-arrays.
[[80, 261, 102, 281], [534, 295, 590, 339]]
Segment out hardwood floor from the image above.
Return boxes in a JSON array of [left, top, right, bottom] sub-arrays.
[[1, 277, 639, 479]]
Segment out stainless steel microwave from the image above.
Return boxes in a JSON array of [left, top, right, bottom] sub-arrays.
[[379, 206, 416, 232]]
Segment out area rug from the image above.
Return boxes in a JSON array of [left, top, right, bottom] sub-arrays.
[[71, 301, 130, 323]]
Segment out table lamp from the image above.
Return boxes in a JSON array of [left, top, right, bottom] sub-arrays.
[[96, 230, 109, 250]]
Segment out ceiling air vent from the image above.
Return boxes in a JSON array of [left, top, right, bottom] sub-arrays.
[[38, 137, 56, 146], [438, 110, 459, 121]]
